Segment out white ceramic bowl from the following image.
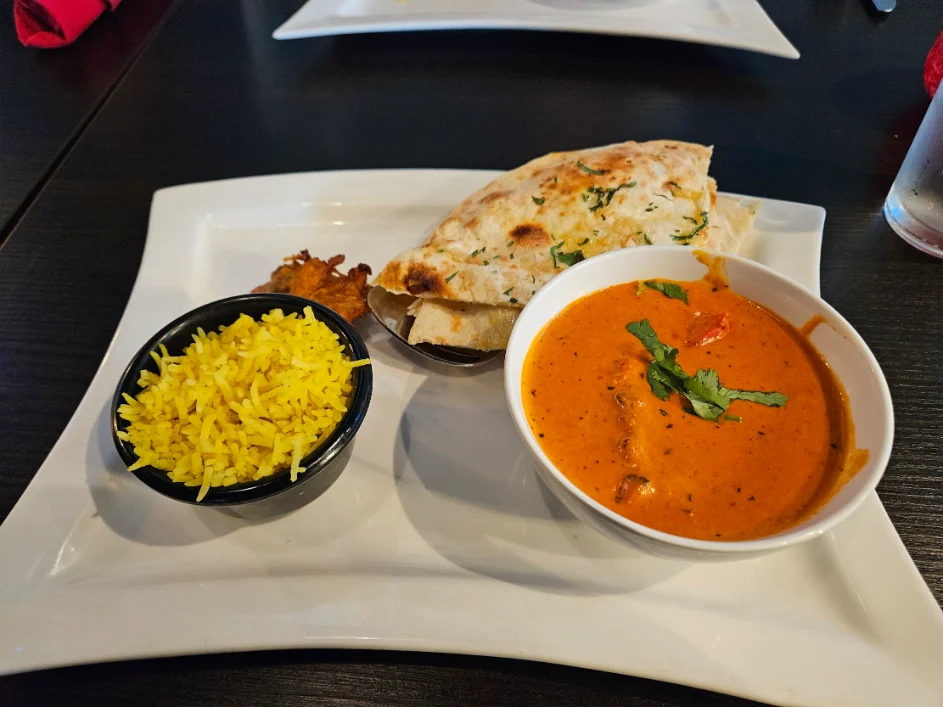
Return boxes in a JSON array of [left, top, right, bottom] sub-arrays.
[[504, 247, 893, 561]]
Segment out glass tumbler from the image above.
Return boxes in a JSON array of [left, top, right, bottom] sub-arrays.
[[884, 80, 943, 258]]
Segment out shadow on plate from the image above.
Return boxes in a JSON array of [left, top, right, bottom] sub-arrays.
[[393, 372, 686, 596], [87, 401, 267, 546]]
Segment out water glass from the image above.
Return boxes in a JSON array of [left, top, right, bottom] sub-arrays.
[[884, 80, 943, 258]]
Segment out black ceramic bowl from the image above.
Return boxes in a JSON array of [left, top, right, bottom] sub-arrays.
[[112, 293, 372, 515]]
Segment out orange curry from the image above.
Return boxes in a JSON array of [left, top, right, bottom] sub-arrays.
[[522, 277, 858, 541]]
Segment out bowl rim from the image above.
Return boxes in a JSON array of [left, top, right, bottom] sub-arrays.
[[111, 292, 373, 506], [504, 246, 894, 554]]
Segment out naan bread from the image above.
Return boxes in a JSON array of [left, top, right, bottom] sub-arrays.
[[374, 140, 754, 350], [705, 193, 757, 254], [406, 299, 518, 351]]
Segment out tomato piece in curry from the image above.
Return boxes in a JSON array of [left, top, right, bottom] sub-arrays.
[[521, 278, 856, 542]]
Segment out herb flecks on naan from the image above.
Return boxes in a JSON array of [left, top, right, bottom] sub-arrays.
[[374, 140, 754, 350]]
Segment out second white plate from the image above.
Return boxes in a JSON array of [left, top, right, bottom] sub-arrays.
[[273, 0, 800, 59], [1, 171, 940, 707]]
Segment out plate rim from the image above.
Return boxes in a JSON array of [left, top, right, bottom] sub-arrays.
[[271, 0, 800, 59]]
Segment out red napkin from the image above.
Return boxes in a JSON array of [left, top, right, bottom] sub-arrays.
[[14, 0, 123, 49], [926, 30, 943, 98]]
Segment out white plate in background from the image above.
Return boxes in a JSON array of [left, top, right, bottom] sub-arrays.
[[1, 171, 941, 707], [273, 0, 799, 59]]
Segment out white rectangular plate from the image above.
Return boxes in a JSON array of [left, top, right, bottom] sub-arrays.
[[273, 0, 799, 59], [1, 170, 940, 707]]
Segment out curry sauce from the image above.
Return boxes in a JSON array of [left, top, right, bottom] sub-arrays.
[[522, 278, 858, 541]]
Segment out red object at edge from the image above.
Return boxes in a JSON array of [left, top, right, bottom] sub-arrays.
[[14, 0, 122, 49], [925, 30, 943, 98]]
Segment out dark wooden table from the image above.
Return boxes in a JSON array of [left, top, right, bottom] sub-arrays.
[[1, 1, 940, 705], [0, 0, 174, 240]]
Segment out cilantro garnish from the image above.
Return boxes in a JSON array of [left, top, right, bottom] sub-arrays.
[[557, 251, 584, 267], [503, 287, 513, 296], [577, 160, 608, 176], [584, 181, 637, 212], [625, 319, 787, 421], [550, 243, 585, 268], [724, 389, 788, 406], [673, 211, 709, 243], [641, 280, 688, 304], [532, 195, 545, 205]]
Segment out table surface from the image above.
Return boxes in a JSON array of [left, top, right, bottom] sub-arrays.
[[0, 0, 174, 240], [1, 1, 941, 705]]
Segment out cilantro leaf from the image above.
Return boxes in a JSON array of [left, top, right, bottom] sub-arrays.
[[577, 160, 608, 175], [625, 320, 787, 421], [682, 369, 730, 420], [532, 195, 545, 205], [647, 362, 685, 401], [687, 397, 725, 421], [646, 364, 673, 401], [625, 320, 686, 379], [583, 181, 637, 212], [673, 211, 709, 243], [642, 281, 688, 304], [550, 243, 585, 268], [556, 250, 585, 267], [721, 388, 788, 407], [626, 319, 669, 360]]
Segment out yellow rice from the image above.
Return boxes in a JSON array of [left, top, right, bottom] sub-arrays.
[[116, 306, 369, 502]]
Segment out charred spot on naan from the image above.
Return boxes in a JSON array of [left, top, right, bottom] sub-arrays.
[[404, 263, 446, 296], [509, 223, 552, 246]]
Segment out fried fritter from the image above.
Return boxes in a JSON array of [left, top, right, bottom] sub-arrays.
[[252, 251, 372, 322]]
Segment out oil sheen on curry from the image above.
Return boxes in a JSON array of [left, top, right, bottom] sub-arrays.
[[522, 274, 859, 542]]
